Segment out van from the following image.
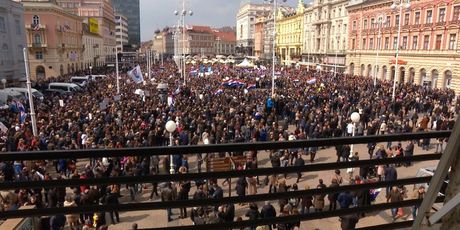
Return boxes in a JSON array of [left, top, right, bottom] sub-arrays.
[[0, 89, 23, 107], [70, 76, 91, 87], [48, 82, 82, 93], [91, 75, 107, 81], [4, 87, 44, 101], [415, 166, 450, 211]]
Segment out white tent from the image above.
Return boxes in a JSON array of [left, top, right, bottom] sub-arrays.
[[236, 58, 254, 68]]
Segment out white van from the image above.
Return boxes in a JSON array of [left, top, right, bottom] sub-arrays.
[[91, 75, 107, 81], [5, 87, 44, 101], [48, 82, 82, 93], [70, 76, 91, 87]]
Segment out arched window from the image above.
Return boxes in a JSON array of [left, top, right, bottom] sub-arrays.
[[33, 34, 41, 44], [32, 15, 40, 25]]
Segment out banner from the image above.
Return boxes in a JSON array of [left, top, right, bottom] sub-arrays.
[[128, 65, 144, 84], [89, 18, 99, 34]]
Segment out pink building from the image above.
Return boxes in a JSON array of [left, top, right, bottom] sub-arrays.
[[347, 0, 460, 91], [20, 0, 83, 80]]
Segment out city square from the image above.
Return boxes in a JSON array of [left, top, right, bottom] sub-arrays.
[[1, 0, 460, 230]]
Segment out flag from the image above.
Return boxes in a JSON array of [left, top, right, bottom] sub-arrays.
[[214, 88, 224, 95], [307, 78, 317, 85], [128, 65, 144, 84], [173, 86, 181, 95], [19, 111, 27, 124], [17, 101, 25, 113], [190, 70, 198, 76], [33, 24, 40, 31], [64, 24, 71, 30], [247, 84, 256, 90]]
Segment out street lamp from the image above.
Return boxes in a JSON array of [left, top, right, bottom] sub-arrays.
[[165, 120, 177, 174], [1, 79, 6, 89], [174, 1, 193, 86], [390, 0, 411, 101], [349, 112, 361, 158], [334, 35, 339, 78], [22, 48, 38, 137], [373, 16, 386, 87], [265, 0, 287, 98], [89, 65, 93, 75]]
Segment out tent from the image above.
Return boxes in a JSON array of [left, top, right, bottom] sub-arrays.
[[236, 58, 254, 68]]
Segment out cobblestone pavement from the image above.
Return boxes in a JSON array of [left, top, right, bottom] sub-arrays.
[[107, 131, 440, 230]]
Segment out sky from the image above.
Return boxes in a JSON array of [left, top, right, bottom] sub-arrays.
[[139, 0, 299, 42]]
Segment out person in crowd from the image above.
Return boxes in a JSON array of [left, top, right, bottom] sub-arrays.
[[387, 186, 403, 221], [314, 179, 326, 212], [411, 185, 425, 220], [161, 182, 175, 222]]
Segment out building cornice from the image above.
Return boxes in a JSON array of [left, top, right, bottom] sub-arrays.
[[22, 2, 82, 21]]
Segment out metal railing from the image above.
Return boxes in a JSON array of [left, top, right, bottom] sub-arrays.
[[0, 130, 454, 230]]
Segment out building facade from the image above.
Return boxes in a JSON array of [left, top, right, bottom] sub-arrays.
[[58, 0, 117, 65], [115, 14, 128, 52], [276, 0, 305, 65], [152, 28, 175, 59], [213, 30, 236, 55], [304, 0, 348, 71], [0, 0, 26, 84], [347, 0, 460, 91], [110, 0, 140, 46], [254, 15, 265, 58], [82, 22, 103, 68], [236, 0, 272, 56], [20, 0, 83, 80]]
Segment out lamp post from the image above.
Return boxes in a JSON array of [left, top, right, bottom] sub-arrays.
[[174, 0, 193, 86], [22, 48, 38, 137], [349, 112, 361, 158], [1, 79, 6, 89], [373, 16, 385, 87], [265, 0, 287, 98], [89, 65, 93, 75], [390, 0, 410, 101], [165, 120, 177, 175], [334, 35, 339, 78]]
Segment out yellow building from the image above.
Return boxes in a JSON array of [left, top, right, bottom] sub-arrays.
[[276, 0, 305, 65]]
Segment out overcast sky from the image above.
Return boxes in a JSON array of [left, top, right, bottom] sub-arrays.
[[139, 0, 299, 42]]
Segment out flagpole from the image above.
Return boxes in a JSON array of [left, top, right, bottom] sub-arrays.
[[116, 51, 120, 94], [23, 47, 38, 137]]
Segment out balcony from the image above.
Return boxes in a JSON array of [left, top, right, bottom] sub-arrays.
[[27, 43, 47, 48], [0, 130, 456, 230], [352, 48, 458, 57], [25, 24, 46, 31]]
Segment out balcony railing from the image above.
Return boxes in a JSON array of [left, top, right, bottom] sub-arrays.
[[0, 129, 456, 230], [25, 24, 46, 30], [27, 43, 47, 48]]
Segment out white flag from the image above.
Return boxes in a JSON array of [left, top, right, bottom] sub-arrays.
[[128, 65, 144, 84]]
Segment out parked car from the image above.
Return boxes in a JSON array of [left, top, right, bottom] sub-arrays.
[[70, 76, 92, 87], [4, 87, 44, 101]]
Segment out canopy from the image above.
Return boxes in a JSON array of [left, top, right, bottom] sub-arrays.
[[236, 58, 254, 68]]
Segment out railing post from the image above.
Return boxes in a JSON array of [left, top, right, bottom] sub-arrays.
[[412, 116, 460, 229]]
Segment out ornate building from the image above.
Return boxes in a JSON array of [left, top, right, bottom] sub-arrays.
[[19, 0, 83, 80], [304, 0, 349, 71], [276, 0, 305, 65], [347, 0, 459, 91]]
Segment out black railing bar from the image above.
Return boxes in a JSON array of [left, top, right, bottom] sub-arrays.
[[0, 154, 441, 190], [355, 221, 413, 230], [0, 177, 434, 219], [0, 131, 451, 161], [138, 198, 444, 230]]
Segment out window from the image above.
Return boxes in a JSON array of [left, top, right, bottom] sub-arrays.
[[386, 16, 391, 27], [393, 36, 398, 49], [240, 25, 243, 38], [415, 12, 421, 25], [395, 15, 400, 26], [423, 35, 430, 49], [412, 36, 418, 49], [377, 37, 381, 49], [426, 10, 432, 23], [371, 18, 375, 28], [33, 34, 41, 44], [362, 38, 367, 49], [369, 38, 374, 49], [402, 36, 407, 49], [435, 34, 442, 50], [0, 17, 5, 32], [15, 20, 21, 35], [404, 13, 410, 25], [453, 6, 460, 21], [351, 38, 355, 49], [35, 51, 43, 59], [449, 34, 456, 50], [438, 8, 446, 22], [32, 15, 40, 25], [363, 19, 368, 29], [352, 21, 356, 30], [384, 37, 389, 49]]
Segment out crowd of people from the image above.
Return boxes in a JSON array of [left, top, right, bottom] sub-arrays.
[[0, 59, 458, 229]]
